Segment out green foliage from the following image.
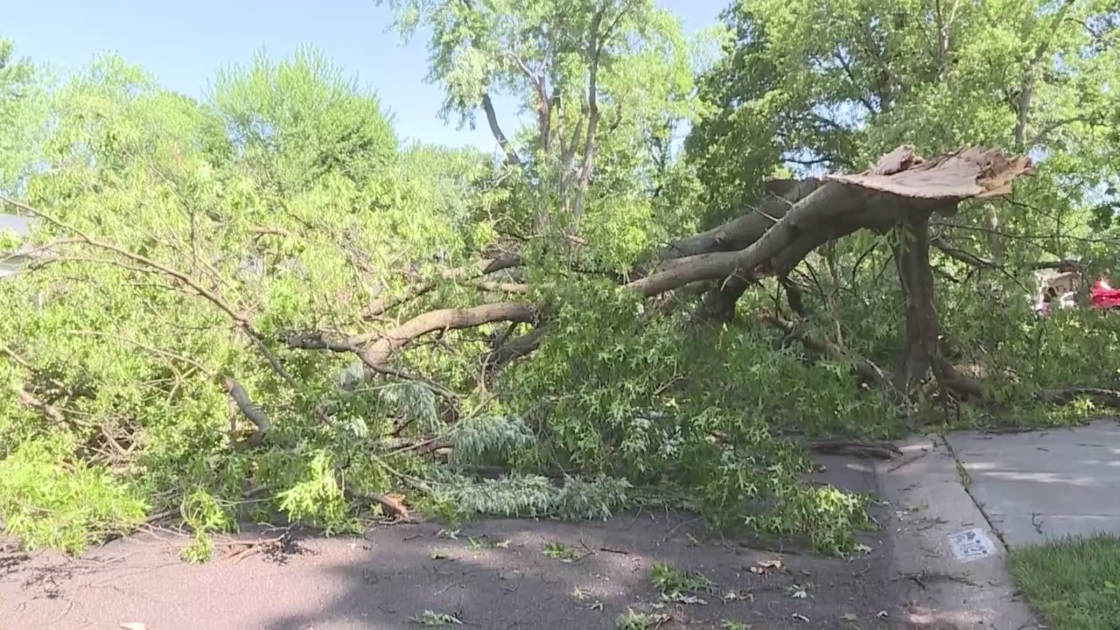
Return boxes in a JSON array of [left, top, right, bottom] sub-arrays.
[[430, 470, 631, 520], [378, 0, 708, 235], [686, 0, 1120, 432], [1, 0, 1112, 565], [0, 436, 147, 554], [276, 449, 356, 533], [1008, 534, 1120, 630], [0, 38, 45, 193], [178, 487, 235, 562], [497, 280, 878, 552], [649, 562, 715, 598], [209, 46, 398, 191], [448, 414, 536, 467], [0, 46, 485, 553]]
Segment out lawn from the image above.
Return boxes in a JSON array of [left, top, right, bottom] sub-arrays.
[[1007, 534, 1120, 630]]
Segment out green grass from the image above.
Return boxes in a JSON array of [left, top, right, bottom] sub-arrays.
[[1007, 534, 1120, 630]]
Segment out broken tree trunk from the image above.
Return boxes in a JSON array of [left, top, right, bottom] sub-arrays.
[[634, 145, 1033, 399], [631, 146, 1032, 298], [893, 208, 951, 396], [648, 178, 826, 263], [830, 146, 1033, 399], [627, 179, 893, 297]]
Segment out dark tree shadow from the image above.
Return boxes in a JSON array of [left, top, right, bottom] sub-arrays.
[[1, 457, 914, 629]]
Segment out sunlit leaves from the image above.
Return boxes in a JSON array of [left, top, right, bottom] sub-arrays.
[[0, 44, 506, 549], [210, 46, 397, 193], [378, 0, 706, 239]]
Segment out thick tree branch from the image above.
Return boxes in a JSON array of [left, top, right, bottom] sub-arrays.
[[223, 377, 272, 448], [482, 325, 548, 390], [627, 181, 870, 297], [627, 146, 1033, 298], [571, 7, 605, 225], [894, 209, 951, 397], [1012, 0, 1076, 148], [357, 302, 540, 366], [481, 92, 522, 167], [647, 178, 824, 263], [283, 331, 458, 400], [13, 384, 71, 427]]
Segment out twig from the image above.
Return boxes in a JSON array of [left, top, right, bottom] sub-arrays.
[[2, 344, 94, 428], [759, 311, 897, 395], [12, 384, 76, 427], [67, 330, 216, 378], [1, 196, 297, 388], [362, 255, 523, 319]]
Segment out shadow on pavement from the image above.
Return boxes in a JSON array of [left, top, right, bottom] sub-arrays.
[[0, 459, 920, 629]]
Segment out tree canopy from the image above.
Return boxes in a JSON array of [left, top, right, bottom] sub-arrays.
[[1, 0, 1118, 559]]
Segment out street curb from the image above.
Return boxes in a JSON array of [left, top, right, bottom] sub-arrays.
[[872, 435, 1040, 629]]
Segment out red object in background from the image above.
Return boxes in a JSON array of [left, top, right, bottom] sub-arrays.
[[1090, 278, 1120, 310]]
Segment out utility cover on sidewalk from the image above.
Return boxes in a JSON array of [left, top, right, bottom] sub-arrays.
[[947, 527, 997, 561]]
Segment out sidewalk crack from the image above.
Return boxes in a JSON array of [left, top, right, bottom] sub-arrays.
[[939, 435, 1011, 551]]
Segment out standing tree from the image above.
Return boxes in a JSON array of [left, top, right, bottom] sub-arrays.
[[377, 0, 708, 243]]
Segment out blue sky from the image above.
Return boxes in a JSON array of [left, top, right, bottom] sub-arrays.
[[5, 0, 729, 154]]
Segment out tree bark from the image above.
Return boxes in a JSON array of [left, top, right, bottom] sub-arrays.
[[699, 275, 752, 323], [630, 146, 1033, 298], [359, 302, 539, 366], [893, 208, 947, 395], [649, 178, 824, 263], [628, 181, 868, 297]]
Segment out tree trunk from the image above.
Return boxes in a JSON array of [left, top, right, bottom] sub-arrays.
[[893, 207, 949, 396]]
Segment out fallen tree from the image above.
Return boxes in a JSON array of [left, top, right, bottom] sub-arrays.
[[283, 144, 1055, 409], [15, 143, 1088, 431], [9, 135, 1119, 561]]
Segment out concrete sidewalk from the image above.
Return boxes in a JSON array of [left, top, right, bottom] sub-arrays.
[[946, 420, 1120, 547], [832, 418, 1120, 628], [4, 420, 1118, 629], [818, 436, 1039, 630]]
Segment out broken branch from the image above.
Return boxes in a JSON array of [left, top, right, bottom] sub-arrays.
[[358, 302, 540, 366], [1, 196, 297, 388], [282, 330, 459, 400], [223, 377, 271, 448], [759, 311, 895, 394]]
